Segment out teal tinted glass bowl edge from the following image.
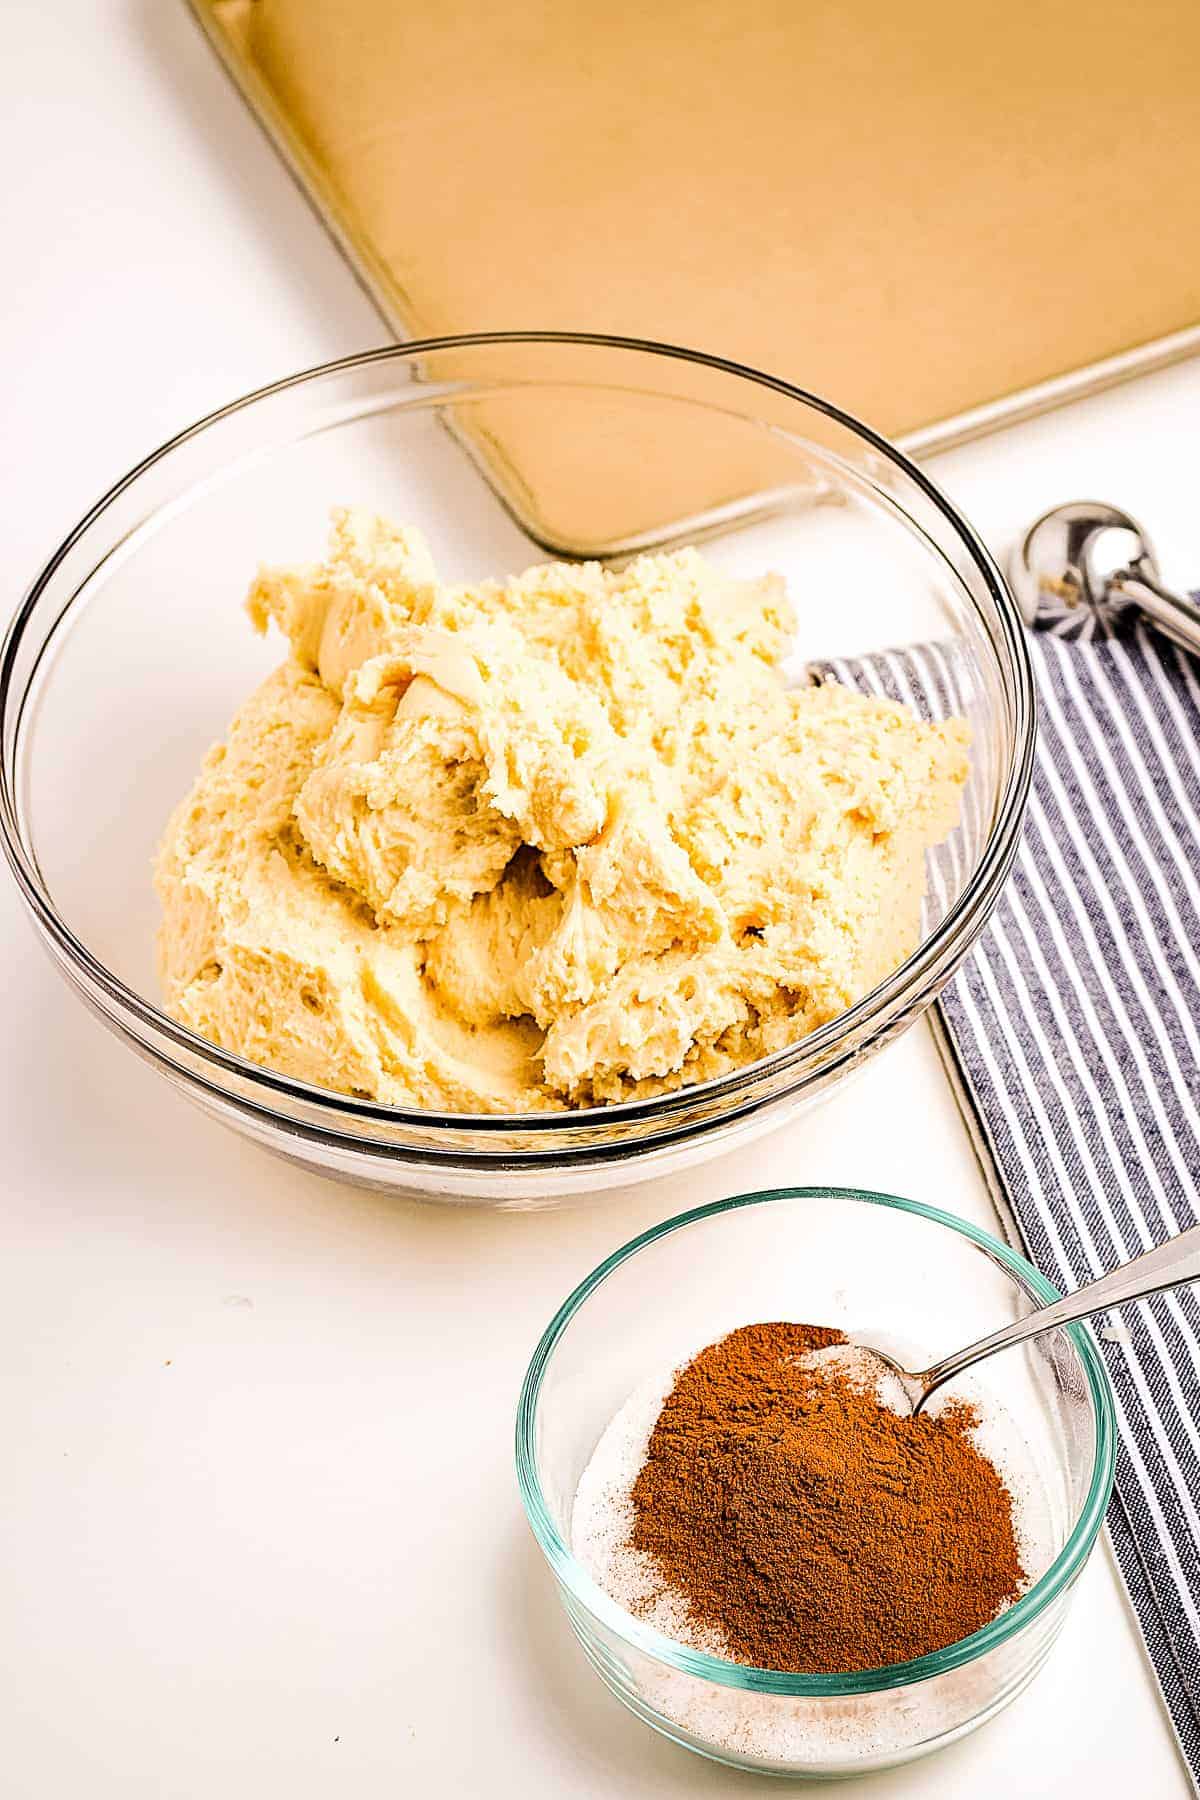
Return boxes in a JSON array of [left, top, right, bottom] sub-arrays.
[[515, 1184, 1118, 1696]]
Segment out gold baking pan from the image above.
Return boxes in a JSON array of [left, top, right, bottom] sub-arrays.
[[187, 0, 1200, 551]]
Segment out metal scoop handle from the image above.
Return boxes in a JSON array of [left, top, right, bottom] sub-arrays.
[[1114, 563, 1200, 659], [1010, 499, 1200, 657], [911, 1224, 1200, 1412]]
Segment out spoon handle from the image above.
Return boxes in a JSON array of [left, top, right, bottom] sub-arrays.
[[919, 1222, 1200, 1403]]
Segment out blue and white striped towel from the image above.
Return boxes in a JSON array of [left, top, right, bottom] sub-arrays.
[[822, 623, 1200, 1785]]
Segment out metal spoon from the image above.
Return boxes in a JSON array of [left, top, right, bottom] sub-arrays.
[[1010, 499, 1200, 656], [847, 1223, 1200, 1417]]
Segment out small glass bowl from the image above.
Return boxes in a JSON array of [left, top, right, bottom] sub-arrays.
[[516, 1187, 1116, 1778], [0, 334, 1034, 1202]]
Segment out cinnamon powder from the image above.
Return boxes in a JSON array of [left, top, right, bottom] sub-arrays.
[[629, 1321, 1026, 1673]]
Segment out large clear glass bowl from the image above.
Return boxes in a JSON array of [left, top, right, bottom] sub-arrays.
[[516, 1187, 1116, 1777], [0, 335, 1034, 1202]]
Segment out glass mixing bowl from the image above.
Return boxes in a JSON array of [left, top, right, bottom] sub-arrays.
[[0, 335, 1034, 1202], [516, 1186, 1116, 1777]]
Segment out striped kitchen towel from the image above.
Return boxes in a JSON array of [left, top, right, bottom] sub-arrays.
[[820, 622, 1200, 1787]]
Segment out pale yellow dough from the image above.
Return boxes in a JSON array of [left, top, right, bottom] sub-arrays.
[[155, 510, 969, 1112]]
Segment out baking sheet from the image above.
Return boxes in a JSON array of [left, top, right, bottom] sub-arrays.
[[187, 0, 1200, 543]]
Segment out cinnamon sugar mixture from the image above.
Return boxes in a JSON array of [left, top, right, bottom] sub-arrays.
[[625, 1321, 1026, 1673]]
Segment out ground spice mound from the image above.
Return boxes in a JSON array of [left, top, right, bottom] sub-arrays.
[[629, 1321, 1026, 1673]]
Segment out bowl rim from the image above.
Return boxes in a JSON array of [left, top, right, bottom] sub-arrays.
[[0, 331, 1037, 1144], [515, 1183, 1118, 1694]]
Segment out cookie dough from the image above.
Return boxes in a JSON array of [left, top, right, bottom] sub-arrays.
[[155, 510, 969, 1111]]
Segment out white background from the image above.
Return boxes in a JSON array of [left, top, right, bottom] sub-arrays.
[[2, 3, 1195, 1794]]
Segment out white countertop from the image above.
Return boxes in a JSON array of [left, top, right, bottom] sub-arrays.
[[2, 4, 1195, 1794]]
